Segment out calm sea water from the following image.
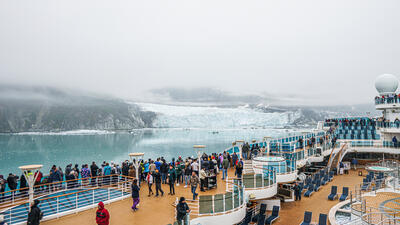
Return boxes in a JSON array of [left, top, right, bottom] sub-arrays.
[[0, 128, 291, 176]]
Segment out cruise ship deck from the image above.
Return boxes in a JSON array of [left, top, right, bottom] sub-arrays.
[[39, 169, 367, 225]]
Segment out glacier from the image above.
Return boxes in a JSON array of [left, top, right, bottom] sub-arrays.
[[137, 103, 300, 128]]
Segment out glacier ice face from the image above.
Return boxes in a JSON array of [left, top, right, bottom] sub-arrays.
[[137, 103, 299, 128]]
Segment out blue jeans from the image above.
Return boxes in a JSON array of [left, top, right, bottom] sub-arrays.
[[243, 153, 247, 160], [222, 168, 227, 180], [184, 175, 190, 186], [162, 173, 167, 183], [191, 185, 197, 200]]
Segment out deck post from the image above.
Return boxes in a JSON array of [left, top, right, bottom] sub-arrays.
[[19, 164, 43, 210]]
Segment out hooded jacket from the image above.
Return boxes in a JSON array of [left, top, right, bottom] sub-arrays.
[[27, 200, 43, 225], [176, 201, 189, 221], [96, 202, 110, 225]]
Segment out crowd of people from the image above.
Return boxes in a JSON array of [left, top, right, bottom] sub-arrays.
[[0, 150, 248, 225], [375, 94, 400, 105]]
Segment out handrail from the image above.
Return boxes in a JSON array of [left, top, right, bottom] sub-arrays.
[[0, 174, 132, 196], [0, 175, 134, 211], [1, 176, 133, 225]]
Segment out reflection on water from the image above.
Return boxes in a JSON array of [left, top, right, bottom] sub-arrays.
[[0, 128, 289, 175]]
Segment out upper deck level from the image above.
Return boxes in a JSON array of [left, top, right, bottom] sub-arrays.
[[375, 95, 400, 109]]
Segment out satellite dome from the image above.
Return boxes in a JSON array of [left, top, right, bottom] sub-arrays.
[[375, 74, 399, 95]]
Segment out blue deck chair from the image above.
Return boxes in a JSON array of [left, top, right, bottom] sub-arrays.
[[257, 215, 266, 225], [300, 211, 312, 225], [265, 206, 280, 225], [318, 213, 327, 225], [361, 178, 370, 191], [321, 175, 328, 185], [328, 186, 338, 200], [252, 203, 267, 222], [314, 180, 321, 192], [329, 171, 334, 181], [303, 178, 311, 190], [304, 184, 314, 197], [339, 187, 349, 201], [240, 209, 253, 225]]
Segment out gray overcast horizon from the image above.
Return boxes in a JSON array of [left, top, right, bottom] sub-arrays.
[[0, 0, 400, 106]]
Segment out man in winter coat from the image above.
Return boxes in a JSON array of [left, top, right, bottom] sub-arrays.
[[27, 199, 43, 225], [153, 169, 164, 197], [176, 197, 190, 225], [168, 165, 176, 195], [96, 201, 110, 225], [189, 172, 200, 200], [222, 157, 229, 180]]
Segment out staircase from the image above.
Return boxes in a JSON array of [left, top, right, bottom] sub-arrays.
[[327, 143, 348, 172], [243, 160, 254, 174]]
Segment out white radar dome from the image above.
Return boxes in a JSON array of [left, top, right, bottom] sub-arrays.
[[375, 74, 399, 95]]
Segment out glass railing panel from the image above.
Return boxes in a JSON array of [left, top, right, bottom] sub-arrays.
[[233, 188, 239, 208], [255, 174, 262, 187], [199, 195, 213, 214], [214, 194, 224, 213], [243, 174, 254, 188], [224, 192, 233, 211]]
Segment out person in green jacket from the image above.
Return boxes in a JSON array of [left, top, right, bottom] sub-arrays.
[[222, 157, 229, 180], [176, 163, 182, 186], [168, 165, 176, 195]]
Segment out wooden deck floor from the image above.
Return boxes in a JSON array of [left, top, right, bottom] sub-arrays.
[[43, 169, 367, 225]]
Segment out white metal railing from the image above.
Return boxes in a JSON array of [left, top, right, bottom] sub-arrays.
[[189, 180, 245, 218], [0, 176, 133, 225], [0, 175, 131, 210]]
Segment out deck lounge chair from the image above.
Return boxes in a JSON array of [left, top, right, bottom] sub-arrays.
[[304, 184, 314, 197], [318, 213, 327, 225], [321, 175, 328, 186], [314, 180, 321, 192], [329, 171, 334, 181], [252, 203, 267, 222], [257, 215, 266, 225], [328, 186, 338, 200], [339, 187, 349, 201], [361, 178, 370, 191], [303, 178, 311, 190], [265, 206, 280, 225], [240, 209, 253, 225], [300, 211, 312, 225]]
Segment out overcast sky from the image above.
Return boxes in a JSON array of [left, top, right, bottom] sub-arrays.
[[0, 0, 400, 105]]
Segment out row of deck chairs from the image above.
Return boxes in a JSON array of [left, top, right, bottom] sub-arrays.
[[303, 170, 334, 197], [361, 172, 384, 191], [300, 211, 327, 225], [240, 204, 280, 225], [327, 186, 349, 201]]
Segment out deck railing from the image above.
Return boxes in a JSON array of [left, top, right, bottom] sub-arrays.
[[0, 177, 133, 225], [193, 180, 245, 217], [0, 175, 133, 211]]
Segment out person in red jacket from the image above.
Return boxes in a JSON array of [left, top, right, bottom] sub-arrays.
[[96, 202, 110, 225]]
